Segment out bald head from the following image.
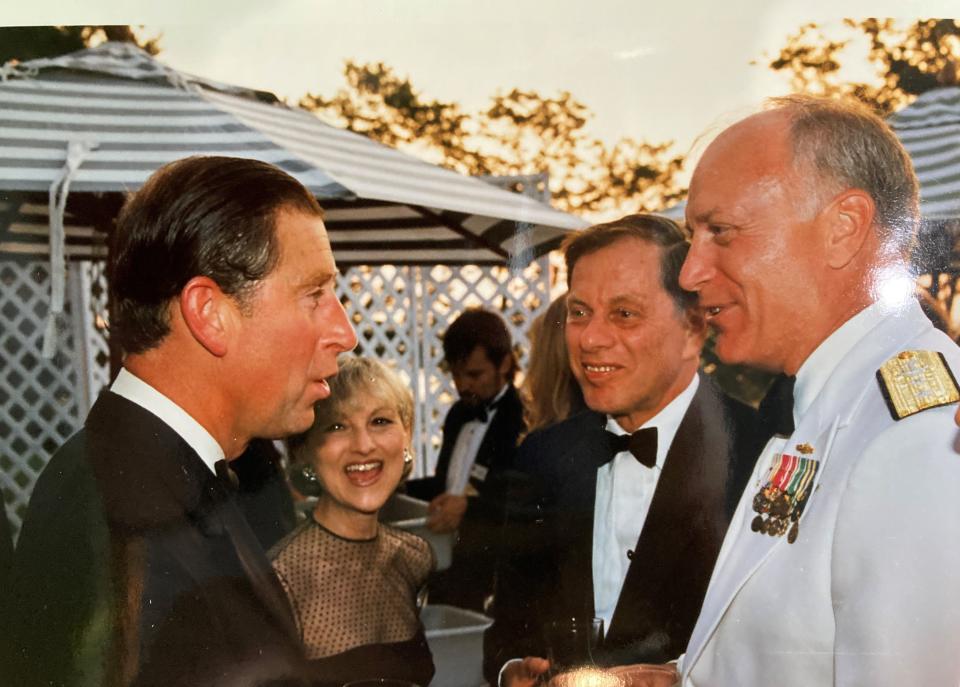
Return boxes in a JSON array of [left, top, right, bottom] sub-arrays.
[[679, 96, 918, 374]]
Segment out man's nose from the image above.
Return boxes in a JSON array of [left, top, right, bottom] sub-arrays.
[[679, 236, 714, 292], [579, 316, 614, 350], [331, 298, 358, 353]]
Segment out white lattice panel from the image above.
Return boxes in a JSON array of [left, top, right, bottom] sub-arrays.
[[0, 261, 88, 535], [77, 261, 112, 407]]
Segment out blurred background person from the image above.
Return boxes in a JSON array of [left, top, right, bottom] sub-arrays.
[[406, 308, 525, 612], [271, 356, 434, 687], [521, 292, 585, 436]]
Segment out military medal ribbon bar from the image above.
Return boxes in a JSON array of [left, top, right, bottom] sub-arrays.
[[751, 449, 819, 544]]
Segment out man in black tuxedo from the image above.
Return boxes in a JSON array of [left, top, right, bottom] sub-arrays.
[[485, 214, 763, 686], [406, 308, 525, 612], [5, 157, 357, 687]]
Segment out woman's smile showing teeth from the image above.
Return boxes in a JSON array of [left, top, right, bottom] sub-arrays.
[[344, 460, 383, 485]]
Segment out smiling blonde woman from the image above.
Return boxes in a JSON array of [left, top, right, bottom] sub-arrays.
[[270, 356, 434, 687]]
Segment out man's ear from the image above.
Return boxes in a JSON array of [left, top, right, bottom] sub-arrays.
[[824, 190, 875, 269], [179, 276, 232, 357]]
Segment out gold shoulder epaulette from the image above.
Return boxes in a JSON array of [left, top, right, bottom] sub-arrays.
[[876, 350, 960, 420]]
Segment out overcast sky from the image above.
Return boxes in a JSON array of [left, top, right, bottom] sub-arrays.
[[7, 0, 960, 163]]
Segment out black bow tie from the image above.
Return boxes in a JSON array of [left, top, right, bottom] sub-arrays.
[[600, 426, 658, 469], [214, 459, 240, 492], [759, 374, 797, 437], [464, 396, 502, 423]]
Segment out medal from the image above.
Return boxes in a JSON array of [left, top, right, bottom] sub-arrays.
[[750, 447, 819, 543]]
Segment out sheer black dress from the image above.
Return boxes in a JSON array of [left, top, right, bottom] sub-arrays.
[[270, 520, 435, 687]]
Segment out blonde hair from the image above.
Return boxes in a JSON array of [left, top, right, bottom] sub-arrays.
[[522, 293, 582, 434], [287, 356, 414, 462]]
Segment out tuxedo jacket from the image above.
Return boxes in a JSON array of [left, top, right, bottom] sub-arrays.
[[682, 301, 960, 687], [483, 376, 763, 682], [5, 392, 311, 687]]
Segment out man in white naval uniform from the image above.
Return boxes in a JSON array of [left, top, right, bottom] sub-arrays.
[[674, 95, 960, 686]]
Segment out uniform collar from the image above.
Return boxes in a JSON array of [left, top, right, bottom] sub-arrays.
[[794, 301, 887, 421]]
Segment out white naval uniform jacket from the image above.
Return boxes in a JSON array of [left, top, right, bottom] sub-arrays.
[[681, 300, 960, 687]]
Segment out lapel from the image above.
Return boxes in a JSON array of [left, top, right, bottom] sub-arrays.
[[552, 412, 608, 620], [475, 385, 521, 470], [684, 302, 930, 670], [184, 458, 301, 643], [607, 378, 728, 641]]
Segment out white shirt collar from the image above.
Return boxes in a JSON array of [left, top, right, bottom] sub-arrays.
[[794, 301, 887, 420], [110, 368, 225, 474], [605, 372, 700, 469]]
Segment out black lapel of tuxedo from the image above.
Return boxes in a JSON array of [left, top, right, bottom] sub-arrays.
[[473, 386, 522, 471], [207, 488, 301, 642], [169, 445, 300, 644], [606, 378, 730, 653], [550, 412, 608, 621]]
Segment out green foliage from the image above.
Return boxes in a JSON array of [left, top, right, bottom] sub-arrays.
[[762, 19, 960, 114], [0, 26, 161, 65], [302, 61, 684, 216]]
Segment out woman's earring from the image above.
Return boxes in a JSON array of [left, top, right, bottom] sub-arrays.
[[291, 463, 322, 496], [401, 448, 414, 479]]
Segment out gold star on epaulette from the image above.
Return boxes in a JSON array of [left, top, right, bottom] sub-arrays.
[[876, 350, 960, 420]]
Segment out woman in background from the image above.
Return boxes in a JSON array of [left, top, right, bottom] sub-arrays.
[[271, 356, 434, 687], [522, 293, 585, 435]]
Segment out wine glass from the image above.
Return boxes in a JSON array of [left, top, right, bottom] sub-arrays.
[[542, 617, 605, 676]]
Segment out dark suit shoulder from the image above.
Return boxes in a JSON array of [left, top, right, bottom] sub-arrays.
[[517, 410, 605, 474], [496, 385, 525, 421]]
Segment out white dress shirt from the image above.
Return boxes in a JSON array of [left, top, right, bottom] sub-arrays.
[[592, 373, 699, 628], [111, 367, 225, 474], [445, 384, 509, 495]]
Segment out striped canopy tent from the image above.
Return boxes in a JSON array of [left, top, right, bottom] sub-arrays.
[[0, 41, 585, 265], [889, 86, 960, 220]]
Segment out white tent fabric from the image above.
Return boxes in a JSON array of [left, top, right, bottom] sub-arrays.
[[889, 86, 960, 220], [0, 42, 585, 264]]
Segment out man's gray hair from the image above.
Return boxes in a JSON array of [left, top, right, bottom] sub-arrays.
[[767, 94, 920, 251]]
